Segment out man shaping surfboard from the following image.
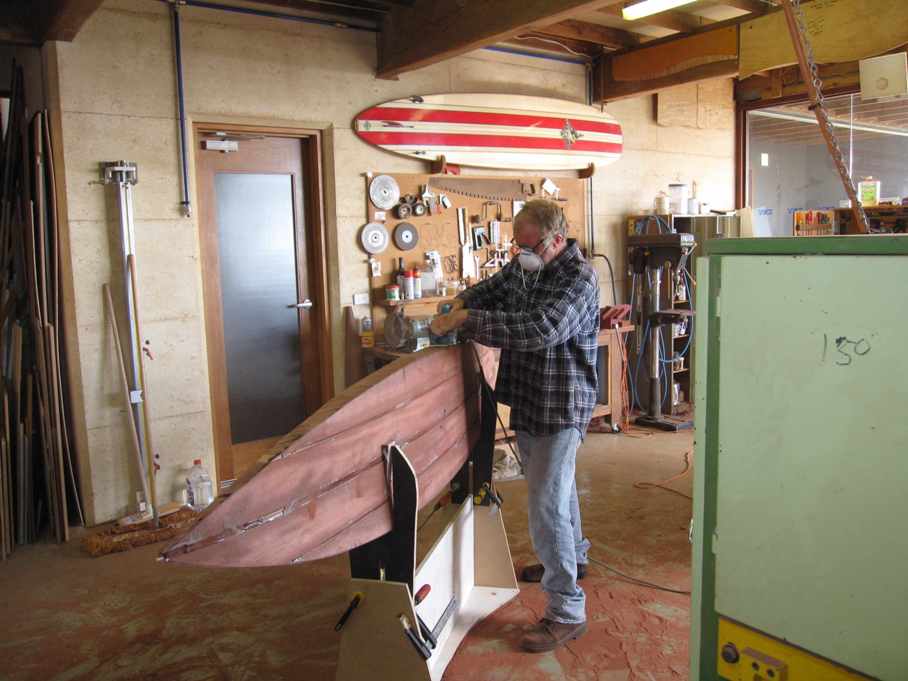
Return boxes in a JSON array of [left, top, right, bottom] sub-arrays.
[[430, 199, 599, 653]]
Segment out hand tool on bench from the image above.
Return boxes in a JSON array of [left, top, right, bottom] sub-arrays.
[[400, 614, 432, 659], [334, 592, 363, 632], [411, 583, 438, 648]]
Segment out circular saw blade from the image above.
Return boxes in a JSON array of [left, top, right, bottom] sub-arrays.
[[369, 175, 401, 210], [393, 222, 419, 251], [359, 222, 390, 254]]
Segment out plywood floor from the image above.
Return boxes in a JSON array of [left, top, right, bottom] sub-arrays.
[[0, 430, 693, 681]]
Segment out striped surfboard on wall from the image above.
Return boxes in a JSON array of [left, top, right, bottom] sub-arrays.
[[354, 94, 623, 171]]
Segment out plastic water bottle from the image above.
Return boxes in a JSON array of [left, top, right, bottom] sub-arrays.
[[186, 459, 214, 511]]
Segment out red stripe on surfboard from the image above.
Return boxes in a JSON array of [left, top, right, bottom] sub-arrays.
[[357, 106, 622, 136], [357, 131, 623, 154]]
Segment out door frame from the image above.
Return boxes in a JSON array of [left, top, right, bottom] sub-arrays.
[[193, 121, 334, 484]]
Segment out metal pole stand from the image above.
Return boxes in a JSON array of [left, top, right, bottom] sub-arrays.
[[101, 161, 156, 518]]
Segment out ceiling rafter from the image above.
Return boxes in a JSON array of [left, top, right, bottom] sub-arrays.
[[532, 19, 640, 50], [720, 0, 773, 13], [240, 0, 385, 21], [377, 0, 637, 79]]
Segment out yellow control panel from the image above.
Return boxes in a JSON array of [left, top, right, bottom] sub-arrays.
[[717, 618, 871, 681]]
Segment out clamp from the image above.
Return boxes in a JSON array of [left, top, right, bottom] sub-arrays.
[[473, 482, 503, 508]]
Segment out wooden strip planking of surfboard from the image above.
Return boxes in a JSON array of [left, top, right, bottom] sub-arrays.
[[354, 93, 623, 171]]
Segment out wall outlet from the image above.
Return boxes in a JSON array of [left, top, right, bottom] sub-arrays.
[[353, 292, 370, 306]]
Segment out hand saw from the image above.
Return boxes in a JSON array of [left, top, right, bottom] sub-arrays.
[[428, 177, 535, 201]]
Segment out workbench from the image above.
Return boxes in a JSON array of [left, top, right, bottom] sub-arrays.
[[365, 323, 634, 434]]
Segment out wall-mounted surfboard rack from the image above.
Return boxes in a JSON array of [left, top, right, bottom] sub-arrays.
[[335, 381, 519, 681]]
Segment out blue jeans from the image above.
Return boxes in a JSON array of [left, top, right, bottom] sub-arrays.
[[517, 428, 590, 624]]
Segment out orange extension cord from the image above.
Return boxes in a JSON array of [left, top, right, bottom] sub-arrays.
[[633, 450, 693, 500]]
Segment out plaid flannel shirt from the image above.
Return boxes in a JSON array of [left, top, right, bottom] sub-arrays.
[[458, 240, 600, 437]]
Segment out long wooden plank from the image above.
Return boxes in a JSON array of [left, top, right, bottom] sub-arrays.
[[23, 375, 33, 542], [25, 207, 60, 542], [16, 422, 25, 545], [613, 24, 737, 82], [127, 255, 156, 515], [1, 436, 8, 559], [46, 326, 68, 541], [162, 343, 497, 567], [377, 0, 627, 79], [739, 0, 908, 79], [2, 391, 11, 557], [42, 107, 78, 526], [103, 284, 151, 512], [33, 115, 48, 330], [43, 44, 93, 526], [597, 57, 737, 103], [593, 24, 739, 103]]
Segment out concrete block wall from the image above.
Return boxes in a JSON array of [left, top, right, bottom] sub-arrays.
[[48, 0, 734, 524]]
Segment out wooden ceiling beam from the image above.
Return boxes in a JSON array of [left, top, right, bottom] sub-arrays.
[[505, 34, 605, 58], [593, 23, 739, 103], [377, 0, 627, 79], [737, 60, 859, 103], [37, 0, 106, 42], [244, 0, 385, 21], [533, 19, 640, 50], [718, 0, 771, 14]]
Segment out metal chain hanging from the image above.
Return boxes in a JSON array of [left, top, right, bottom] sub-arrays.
[[781, 0, 871, 233]]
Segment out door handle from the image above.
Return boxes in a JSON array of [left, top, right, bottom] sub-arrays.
[[288, 299, 314, 310]]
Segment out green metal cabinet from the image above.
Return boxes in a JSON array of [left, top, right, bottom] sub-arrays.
[[691, 237, 908, 681]]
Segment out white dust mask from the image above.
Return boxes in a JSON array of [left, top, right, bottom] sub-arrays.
[[516, 235, 551, 273], [517, 250, 544, 272]]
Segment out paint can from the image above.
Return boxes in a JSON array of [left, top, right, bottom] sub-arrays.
[[668, 183, 689, 214], [654, 192, 670, 214], [385, 284, 400, 301]]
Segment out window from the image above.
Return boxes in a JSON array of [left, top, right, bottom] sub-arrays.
[[746, 92, 908, 236]]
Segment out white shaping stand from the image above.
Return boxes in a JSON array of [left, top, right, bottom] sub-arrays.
[[335, 496, 520, 681]]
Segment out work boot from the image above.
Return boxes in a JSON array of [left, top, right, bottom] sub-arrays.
[[519, 562, 587, 582], [520, 618, 588, 653]]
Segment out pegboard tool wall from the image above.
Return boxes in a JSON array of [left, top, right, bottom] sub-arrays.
[[364, 173, 589, 339]]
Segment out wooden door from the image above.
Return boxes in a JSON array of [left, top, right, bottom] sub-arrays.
[[197, 132, 325, 483]]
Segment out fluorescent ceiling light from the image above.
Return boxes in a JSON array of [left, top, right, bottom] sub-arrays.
[[622, 0, 697, 21]]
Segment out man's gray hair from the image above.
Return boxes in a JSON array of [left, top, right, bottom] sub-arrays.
[[515, 199, 568, 239]]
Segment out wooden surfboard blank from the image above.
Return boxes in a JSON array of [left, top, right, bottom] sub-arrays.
[[160, 344, 497, 568]]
